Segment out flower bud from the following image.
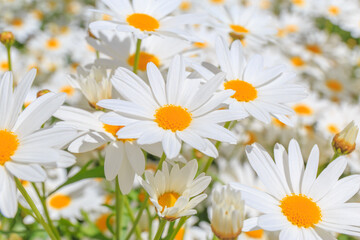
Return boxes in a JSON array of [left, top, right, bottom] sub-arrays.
[[0, 31, 15, 47], [332, 121, 359, 155], [211, 185, 244, 240], [37, 89, 51, 98]]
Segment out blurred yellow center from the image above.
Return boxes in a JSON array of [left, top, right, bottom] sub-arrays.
[[49, 194, 71, 209], [60, 85, 75, 96], [127, 52, 160, 71], [230, 24, 249, 34], [328, 6, 340, 16], [291, 0, 304, 6], [0, 130, 19, 165], [11, 18, 23, 27], [293, 104, 313, 116], [0, 61, 9, 71], [224, 80, 257, 102], [193, 41, 208, 48], [290, 56, 305, 67], [210, 0, 225, 3], [158, 192, 180, 212], [245, 229, 264, 238], [126, 13, 160, 31], [46, 38, 60, 49], [286, 24, 298, 33], [280, 194, 321, 228], [96, 213, 113, 232], [155, 105, 192, 132], [306, 45, 322, 54], [326, 79, 343, 92], [327, 124, 339, 134], [180, 1, 191, 10]]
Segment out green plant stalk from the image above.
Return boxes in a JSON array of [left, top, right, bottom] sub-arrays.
[[167, 217, 187, 240], [115, 177, 123, 240], [133, 39, 142, 74], [153, 219, 166, 240], [31, 183, 60, 239], [157, 153, 166, 171], [124, 196, 142, 240], [125, 194, 149, 240], [6, 46, 12, 71], [15, 178, 58, 240]]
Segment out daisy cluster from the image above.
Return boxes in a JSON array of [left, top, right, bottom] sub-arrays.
[[1, 0, 360, 240]]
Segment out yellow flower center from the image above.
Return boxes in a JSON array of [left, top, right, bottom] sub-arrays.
[[11, 18, 23, 27], [245, 229, 264, 238], [154, 105, 192, 132], [102, 14, 112, 21], [291, 0, 304, 6], [272, 118, 287, 128], [46, 38, 61, 50], [126, 13, 160, 31], [290, 56, 305, 67], [127, 52, 160, 71], [327, 124, 339, 134], [210, 0, 225, 4], [180, 1, 191, 11], [193, 41, 208, 48], [280, 194, 322, 228], [96, 213, 114, 232], [49, 194, 72, 209], [286, 24, 299, 33], [325, 79, 343, 92], [293, 104, 313, 116], [0, 130, 19, 165], [103, 124, 134, 142], [158, 192, 180, 212], [0, 61, 9, 71], [328, 5, 340, 16], [224, 80, 257, 102], [230, 24, 249, 34], [59, 85, 75, 96], [306, 44, 322, 54]]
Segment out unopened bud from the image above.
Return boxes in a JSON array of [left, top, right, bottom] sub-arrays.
[[332, 121, 359, 155], [0, 31, 15, 47], [37, 89, 51, 98]]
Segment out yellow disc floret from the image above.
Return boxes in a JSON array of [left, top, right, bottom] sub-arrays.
[[0, 130, 19, 165], [154, 105, 192, 132], [49, 194, 72, 209], [326, 79, 343, 92], [230, 24, 249, 34], [224, 80, 257, 102], [126, 13, 160, 31], [280, 194, 322, 228], [293, 104, 313, 116], [103, 124, 134, 142], [245, 229, 264, 238], [158, 192, 180, 212], [127, 52, 160, 71]]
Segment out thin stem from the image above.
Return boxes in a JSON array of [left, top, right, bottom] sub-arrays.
[[133, 39, 142, 74], [31, 183, 60, 239], [6, 46, 12, 71], [115, 178, 123, 240], [331, 152, 341, 162], [15, 178, 58, 240], [157, 153, 166, 171], [124, 196, 142, 240], [125, 194, 149, 240], [167, 217, 187, 240], [153, 219, 166, 240]]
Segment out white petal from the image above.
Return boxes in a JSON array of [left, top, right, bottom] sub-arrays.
[[258, 214, 289, 231], [125, 142, 145, 175], [147, 62, 167, 106], [105, 142, 124, 181], [0, 170, 17, 218], [288, 139, 304, 194], [117, 158, 136, 194], [5, 162, 46, 182], [301, 144, 319, 195], [162, 131, 181, 159]]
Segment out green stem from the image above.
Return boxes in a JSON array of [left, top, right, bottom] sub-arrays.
[[115, 178, 123, 240], [6, 46, 12, 71], [15, 178, 58, 240], [133, 39, 142, 74], [165, 221, 175, 240], [157, 153, 166, 171], [125, 194, 149, 240], [124, 196, 142, 240], [31, 183, 60, 239], [331, 152, 341, 162], [202, 121, 232, 173], [153, 219, 166, 240], [167, 217, 187, 240]]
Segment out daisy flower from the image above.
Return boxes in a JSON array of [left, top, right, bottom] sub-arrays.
[[140, 159, 211, 221], [53, 106, 161, 194], [0, 69, 77, 218], [97, 55, 246, 159], [213, 37, 307, 125], [231, 139, 360, 239], [89, 0, 202, 40]]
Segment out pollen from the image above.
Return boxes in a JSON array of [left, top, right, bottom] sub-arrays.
[[103, 124, 134, 142], [326, 79, 343, 92], [280, 194, 322, 228], [46, 38, 61, 50], [230, 24, 249, 34], [127, 52, 160, 71], [126, 13, 160, 32], [306, 44, 322, 54], [224, 80, 257, 102], [293, 104, 313, 116], [0, 130, 19, 165], [245, 229, 264, 238], [328, 6, 340, 16], [154, 105, 192, 132], [290, 56, 305, 67], [158, 192, 180, 212], [49, 194, 72, 209]]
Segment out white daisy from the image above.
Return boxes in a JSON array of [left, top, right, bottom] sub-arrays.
[[231, 139, 360, 239], [0, 69, 77, 218], [211, 37, 307, 125], [89, 0, 202, 40], [140, 159, 211, 220], [97, 55, 246, 159]]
